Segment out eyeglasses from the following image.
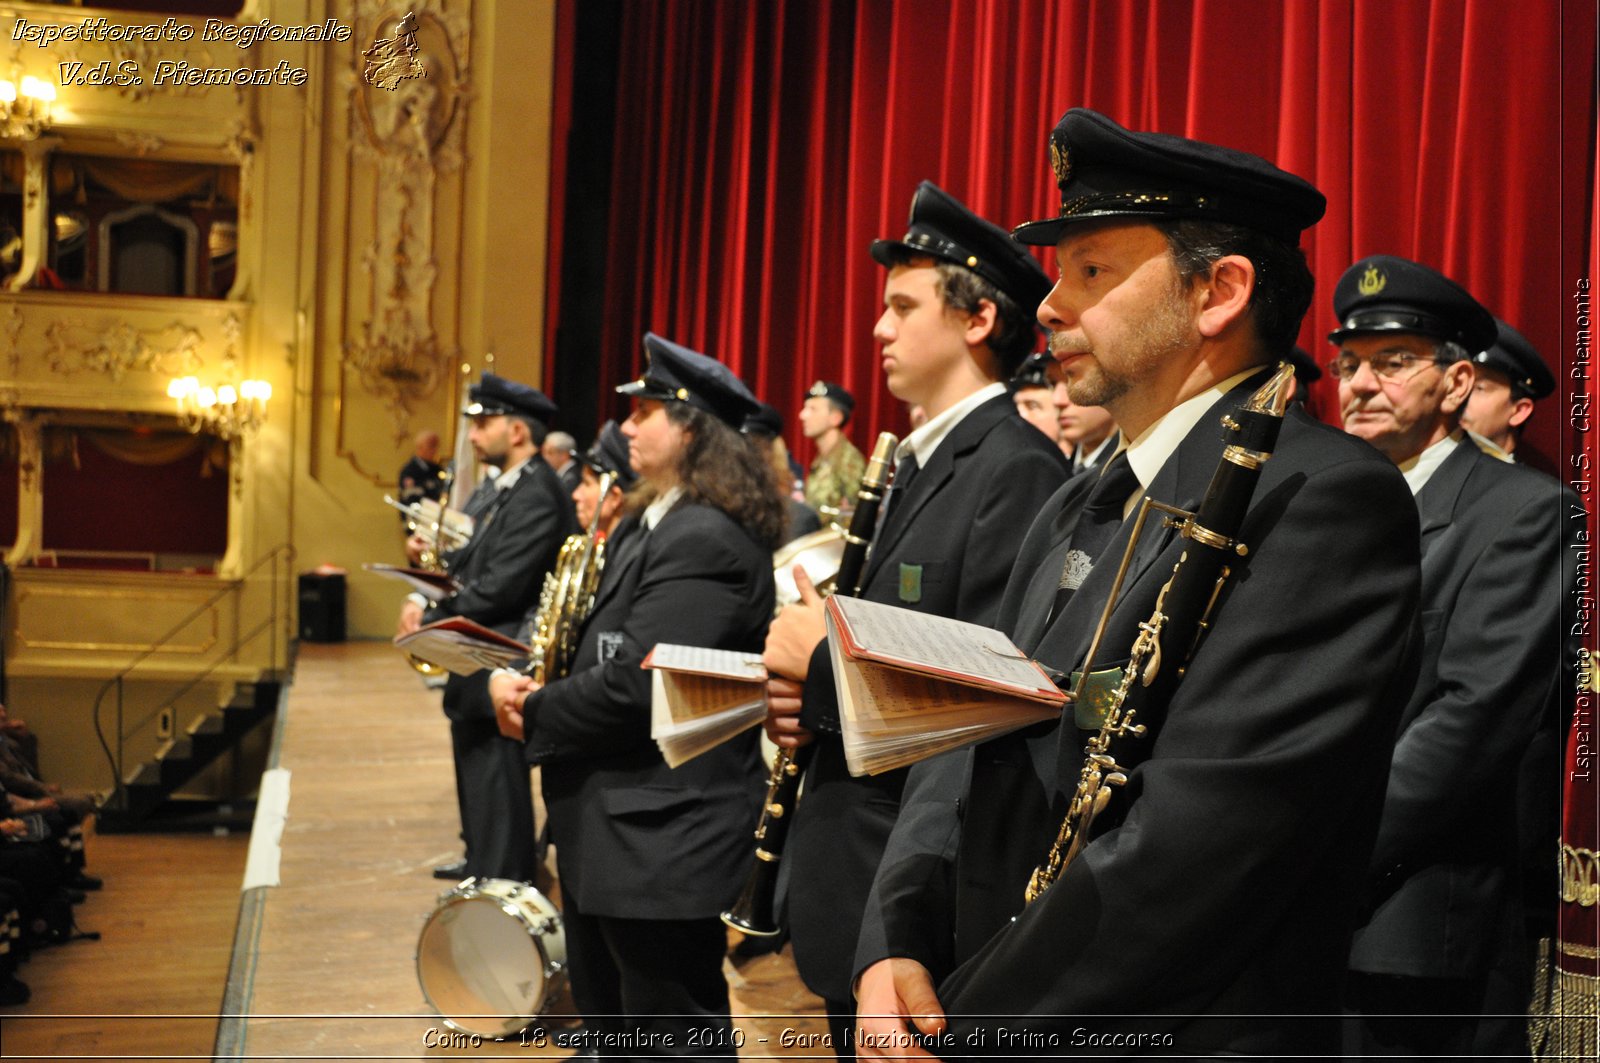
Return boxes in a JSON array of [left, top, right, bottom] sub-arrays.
[[1327, 350, 1449, 382]]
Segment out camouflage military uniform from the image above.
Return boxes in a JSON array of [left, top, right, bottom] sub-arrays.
[[804, 436, 866, 517]]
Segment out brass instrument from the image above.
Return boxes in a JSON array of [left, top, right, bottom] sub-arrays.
[[390, 485, 466, 678], [384, 495, 474, 559], [1026, 363, 1295, 903], [722, 432, 899, 937], [521, 471, 613, 683]]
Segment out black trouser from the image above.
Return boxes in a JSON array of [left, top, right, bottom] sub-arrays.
[[448, 713, 538, 883], [561, 895, 735, 1061]]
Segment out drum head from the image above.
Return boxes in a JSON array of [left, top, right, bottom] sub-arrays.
[[773, 527, 845, 605], [417, 894, 549, 1037]]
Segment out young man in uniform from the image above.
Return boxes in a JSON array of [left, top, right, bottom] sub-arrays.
[[762, 181, 1070, 1057]]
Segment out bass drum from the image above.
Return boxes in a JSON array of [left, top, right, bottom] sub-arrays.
[[416, 878, 567, 1037]]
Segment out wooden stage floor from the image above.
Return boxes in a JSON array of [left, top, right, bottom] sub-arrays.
[[228, 641, 829, 1060]]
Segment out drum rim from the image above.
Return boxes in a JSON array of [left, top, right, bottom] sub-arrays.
[[415, 879, 566, 1037]]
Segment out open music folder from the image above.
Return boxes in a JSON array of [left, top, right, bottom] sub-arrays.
[[825, 595, 1067, 776], [394, 617, 531, 675], [363, 562, 460, 602], [643, 644, 768, 768]]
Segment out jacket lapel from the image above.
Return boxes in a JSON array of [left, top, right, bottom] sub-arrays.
[[1414, 437, 1476, 556], [1011, 478, 1097, 651], [588, 515, 646, 616], [862, 395, 1011, 587], [1030, 380, 1255, 676]]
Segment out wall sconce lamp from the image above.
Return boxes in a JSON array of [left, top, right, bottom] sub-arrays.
[[0, 76, 55, 140], [167, 376, 272, 441]]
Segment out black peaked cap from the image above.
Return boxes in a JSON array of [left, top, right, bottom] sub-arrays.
[[464, 372, 558, 422], [1012, 108, 1326, 247], [1329, 255, 1497, 354], [872, 181, 1051, 311], [616, 332, 760, 429]]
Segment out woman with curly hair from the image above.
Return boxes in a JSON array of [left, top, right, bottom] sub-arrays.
[[492, 333, 780, 1055]]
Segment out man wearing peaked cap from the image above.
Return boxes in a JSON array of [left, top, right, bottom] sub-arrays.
[[761, 180, 1069, 1056], [854, 112, 1421, 1057], [1462, 318, 1556, 460], [396, 370, 578, 885], [1008, 352, 1062, 443], [799, 380, 866, 520], [1329, 255, 1572, 1057], [580, 418, 637, 491]]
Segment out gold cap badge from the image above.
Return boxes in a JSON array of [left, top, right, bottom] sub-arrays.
[[1357, 264, 1387, 296], [1050, 139, 1072, 186]]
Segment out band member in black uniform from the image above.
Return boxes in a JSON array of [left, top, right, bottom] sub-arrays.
[[1460, 317, 1556, 461], [396, 373, 576, 884], [852, 110, 1423, 1058], [761, 182, 1069, 1057], [491, 335, 782, 1058], [572, 419, 636, 536], [398, 429, 446, 515], [1329, 257, 1571, 1057]]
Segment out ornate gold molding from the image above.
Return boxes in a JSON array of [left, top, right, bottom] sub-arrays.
[[44, 318, 205, 381], [337, 0, 470, 451]]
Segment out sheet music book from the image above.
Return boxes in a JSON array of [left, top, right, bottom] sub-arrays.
[[825, 595, 1067, 776], [394, 616, 531, 675], [363, 563, 460, 602], [409, 497, 475, 541], [643, 644, 768, 769]]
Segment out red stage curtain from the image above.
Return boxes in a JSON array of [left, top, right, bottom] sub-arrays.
[[546, 0, 1593, 478], [542, 6, 1600, 1033]]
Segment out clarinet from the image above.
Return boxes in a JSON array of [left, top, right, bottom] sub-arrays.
[[721, 431, 899, 936], [1026, 363, 1295, 902]]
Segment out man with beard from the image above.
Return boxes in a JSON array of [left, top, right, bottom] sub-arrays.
[[762, 182, 1069, 1058], [852, 110, 1422, 1057], [396, 373, 576, 883]]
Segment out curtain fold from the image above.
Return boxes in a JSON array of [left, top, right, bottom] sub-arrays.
[[553, 0, 1591, 473]]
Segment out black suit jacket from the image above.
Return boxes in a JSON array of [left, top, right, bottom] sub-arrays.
[[522, 500, 773, 920], [1348, 438, 1570, 978], [427, 458, 578, 722], [858, 380, 1423, 1055], [783, 394, 1069, 1001]]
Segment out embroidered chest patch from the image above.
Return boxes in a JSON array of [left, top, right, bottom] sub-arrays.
[[1059, 549, 1094, 591], [596, 630, 625, 663], [898, 563, 923, 604]]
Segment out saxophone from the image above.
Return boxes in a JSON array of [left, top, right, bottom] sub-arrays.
[[522, 471, 613, 683], [1026, 363, 1294, 902], [722, 432, 899, 937]]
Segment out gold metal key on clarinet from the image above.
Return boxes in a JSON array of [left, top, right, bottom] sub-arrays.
[[1026, 362, 1295, 903], [721, 431, 898, 937]]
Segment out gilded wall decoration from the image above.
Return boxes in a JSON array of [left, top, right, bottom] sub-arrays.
[[44, 318, 204, 381], [2, 304, 22, 379], [341, 1, 471, 449]]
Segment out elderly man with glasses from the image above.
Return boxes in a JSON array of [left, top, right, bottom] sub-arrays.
[[1331, 255, 1570, 1059]]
